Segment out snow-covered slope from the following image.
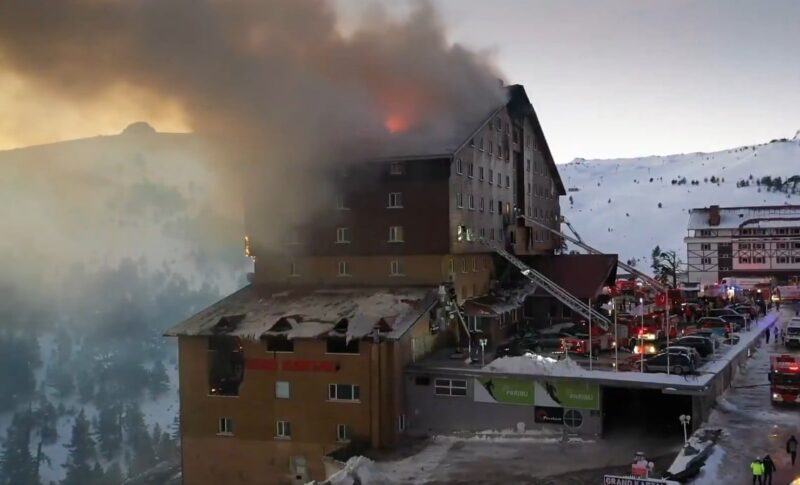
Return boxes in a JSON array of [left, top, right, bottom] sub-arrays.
[[559, 133, 800, 267]]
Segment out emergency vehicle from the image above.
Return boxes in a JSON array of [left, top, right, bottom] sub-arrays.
[[776, 286, 800, 303], [769, 355, 800, 404]]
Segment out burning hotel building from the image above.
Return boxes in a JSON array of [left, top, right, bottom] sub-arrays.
[[166, 85, 593, 484]]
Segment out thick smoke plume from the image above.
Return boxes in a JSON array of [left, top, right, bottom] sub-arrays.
[[0, 0, 505, 249]]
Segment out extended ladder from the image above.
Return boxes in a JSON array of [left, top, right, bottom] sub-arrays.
[[479, 238, 612, 331], [523, 215, 668, 293]]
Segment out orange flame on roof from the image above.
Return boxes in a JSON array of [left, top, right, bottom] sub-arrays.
[[384, 114, 410, 134]]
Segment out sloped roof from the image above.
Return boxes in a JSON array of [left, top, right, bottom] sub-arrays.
[[688, 205, 800, 230], [165, 285, 437, 341], [521, 254, 618, 300]]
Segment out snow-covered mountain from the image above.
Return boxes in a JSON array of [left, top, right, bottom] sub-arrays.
[[559, 132, 800, 268]]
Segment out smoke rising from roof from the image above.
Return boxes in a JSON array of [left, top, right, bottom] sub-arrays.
[[0, 0, 505, 231]]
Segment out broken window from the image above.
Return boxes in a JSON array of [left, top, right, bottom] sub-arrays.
[[263, 335, 294, 353], [457, 225, 468, 242], [326, 337, 360, 354], [208, 336, 245, 397]]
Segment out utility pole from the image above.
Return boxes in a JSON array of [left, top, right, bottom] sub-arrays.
[[640, 297, 645, 372], [614, 297, 619, 372], [588, 298, 593, 371]]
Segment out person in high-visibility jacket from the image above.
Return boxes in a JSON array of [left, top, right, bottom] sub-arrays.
[[751, 457, 764, 485]]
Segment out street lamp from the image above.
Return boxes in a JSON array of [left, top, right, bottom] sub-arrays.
[[640, 297, 645, 372], [479, 338, 488, 367], [614, 297, 619, 372], [679, 414, 692, 443]]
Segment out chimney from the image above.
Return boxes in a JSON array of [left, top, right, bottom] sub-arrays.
[[708, 205, 721, 226]]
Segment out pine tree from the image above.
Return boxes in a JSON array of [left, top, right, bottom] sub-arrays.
[[147, 360, 170, 397], [34, 399, 58, 445], [650, 246, 662, 276], [103, 462, 124, 484], [62, 410, 96, 485], [0, 411, 38, 485], [124, 404, 155, 476], [96, 403, 123, 461]]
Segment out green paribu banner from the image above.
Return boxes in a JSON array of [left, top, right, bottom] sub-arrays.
[[475, 377, 535, 405], [536, 381, 599, 410]]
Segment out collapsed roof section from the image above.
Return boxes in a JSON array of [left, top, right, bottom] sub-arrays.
[[165, 285, 438, 341], [520, 254, 618, 300]]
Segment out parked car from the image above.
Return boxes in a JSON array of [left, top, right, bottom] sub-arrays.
[[560, 333, 602, 356], [662, 345, 703, 366], [698, 317, 732, 336], [643, 353, 694, 375], [669, 335, 715, 357], [693, 329, 726, 348], [709, 309, 746, 330], [729, 304, 758, 319]]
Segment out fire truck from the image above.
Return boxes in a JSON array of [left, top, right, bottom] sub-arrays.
[[769, 355, 800, 404]]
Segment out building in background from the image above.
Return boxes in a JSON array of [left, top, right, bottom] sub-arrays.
[[166, 85, 568, 484], [685, 204, 800, 287]]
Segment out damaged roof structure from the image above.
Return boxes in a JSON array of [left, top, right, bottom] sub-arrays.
[[521, 254, 618, 300], [165, 285, 438, 342]]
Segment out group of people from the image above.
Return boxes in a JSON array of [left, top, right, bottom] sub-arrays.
[[750, 435, 797, 485], [764, 324, 784, 344]]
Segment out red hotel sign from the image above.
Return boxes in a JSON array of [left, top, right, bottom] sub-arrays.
[[246, 358, 338, 373]]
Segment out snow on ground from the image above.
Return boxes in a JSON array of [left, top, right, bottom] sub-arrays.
[[690, 446, 725, 485], [559, 135, 800, 263]]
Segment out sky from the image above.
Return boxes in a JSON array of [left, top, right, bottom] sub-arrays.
[[1, 0, 798, 163]]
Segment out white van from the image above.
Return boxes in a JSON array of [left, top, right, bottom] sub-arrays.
[[786, 318, 800, 348]]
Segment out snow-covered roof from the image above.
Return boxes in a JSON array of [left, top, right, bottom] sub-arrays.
[[688, 205, 800, 230], [164, 285, 437, 341]]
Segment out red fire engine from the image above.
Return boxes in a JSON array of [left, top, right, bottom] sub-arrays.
[[769, 355, 800, 404]]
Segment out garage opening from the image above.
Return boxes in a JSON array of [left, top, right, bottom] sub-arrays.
[[602, 386, 692, 439]]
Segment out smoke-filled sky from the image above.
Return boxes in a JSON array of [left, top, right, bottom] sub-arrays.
[[1, 0, 798, 162]]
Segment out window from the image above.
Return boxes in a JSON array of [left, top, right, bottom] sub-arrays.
[[479, 166, 484, 180], [336, 227, 350, 244], [434, 378, 467, 397], [778, 257, 789, 264], [336, 195, 349, 210], [526, 159, 531, 172], [461, 258, 467, 273], [456, 159, 463, 174], [794, 243, 800, 249], [470, 138, 475, 147], [793, 257, 800, 264], [276, 420, 291, 439], [289, 262, 299, 277], [489, 199, 495, 213], [468, 195, 475, 210], [505, 175, 510, 188], [527, 183, 531, 195], [337, 261, 350, 276], [337, 424, 350, 442], [276, 381, 290, 399], [218, 417, 233, 435], [699, 230, 712, 237], [326, 337, 359, 354], [390, 259, 404, 276], [563, 409, 583, 429], [468, 163, 474, 178], [329, 384, 360, 401], [489, 169, 494, 184], [265, 336, 294, 352], [488, 141, 493, 155], [701, 257, 711, 264], [480, 228, 486, 238], [778, 242, 788, 249], [753, 257, 765, 264], [398, 415, 406, 432], [472, 257, 477, 272], [479, 197, 484, 212], [457, 192, 463, 208], [479, 138, 484, 151], [701, 243, 711, 250], [753, 243, 764, 249], [497, 173, 502, 185], [448, 258, 454, 274], [739, 243, 750, 250], [389, 226, 404, 242], [390, 161, 403, 175], [498, 200, 502, 214], [388, 192, 403, 208], [490, 228, 495, 241], [738, 257, 751, 264]]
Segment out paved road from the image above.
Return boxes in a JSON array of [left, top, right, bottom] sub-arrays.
[[690, 307, 800, 485]]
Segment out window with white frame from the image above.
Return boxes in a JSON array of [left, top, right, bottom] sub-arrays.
[[337, 261, 350, 276], [388, 192, 403, 208], [336, 227, 350, 243], [457, 192, 463, 208], [218, 417, 233, 435], [329, 384, 360, 401], [336, 424, 350, 442], [397, 415, 406, 432], [489, 169, 494, 184], [276, 381, 290, 399], [390, 161, 403, 175], [489, 199, 495, 213], [389, 226, 404, 242], [479, 197, 484, 212], [336, 195, 349, 210], [289, 262, 299, 277], [434, 378, 467, 397], [390, 259, 404, 276], [468, 195, 475, 210], [468, 163, 474, 178], [276, 420, 291, 438], [456, 159, 463, 174]]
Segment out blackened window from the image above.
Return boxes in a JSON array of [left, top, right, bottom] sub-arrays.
[[327, 338, 360, 354], [264, 336, 294, 352]]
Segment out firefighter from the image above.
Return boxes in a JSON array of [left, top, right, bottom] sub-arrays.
[[751, 457, 764, 485], [787, 435, 798, 466]]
